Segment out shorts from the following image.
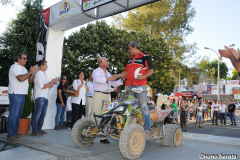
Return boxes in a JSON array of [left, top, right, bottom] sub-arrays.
[[197, 116, 202, 122], [173, 112, 178, 119]]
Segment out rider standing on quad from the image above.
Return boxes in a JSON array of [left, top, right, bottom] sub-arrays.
[[115, 41, 154, 136]]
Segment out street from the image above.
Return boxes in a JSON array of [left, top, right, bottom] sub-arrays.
[[188, 115, 240, 138]]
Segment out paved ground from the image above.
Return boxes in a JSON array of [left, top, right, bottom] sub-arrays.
[[187, 114, 240, 138], [0, 112, 239, 160]]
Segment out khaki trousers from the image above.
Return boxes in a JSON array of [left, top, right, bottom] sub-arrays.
[[90, 92, 111, 140], [90, 92, 111, 120], [85, 97, 93, 118]]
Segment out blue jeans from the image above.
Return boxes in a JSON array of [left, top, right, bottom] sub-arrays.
[[55, 103, 66, 126], [125, 85, 152, 130], [229, 113, 236, 125], [212, 111, 219, 125], [202, 109, 206, 119], [32, 98, 48, 133], [220, 113, 226, 124], [189, 113, 194, 119], [7, 94, 25, 138]]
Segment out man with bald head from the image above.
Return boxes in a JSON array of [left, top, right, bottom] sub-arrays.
[[91, 57, 123, 144]]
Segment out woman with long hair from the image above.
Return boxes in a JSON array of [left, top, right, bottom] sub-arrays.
[[54, 75, 68, 130]]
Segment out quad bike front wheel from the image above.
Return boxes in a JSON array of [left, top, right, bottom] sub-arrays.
[[71, 118, 96, 147], [119, 124, 146, 159], [161, 124, 182, 147]]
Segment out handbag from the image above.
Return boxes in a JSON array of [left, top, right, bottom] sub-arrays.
[[65, 82, 79, 97]]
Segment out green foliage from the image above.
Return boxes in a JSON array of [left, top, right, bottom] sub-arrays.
[[112, 0, 198, 80], [0, 0, 43, 86], [230, 68, 238, 80], [62, 21, 174, 94], [210, 59, 229, 79], [0, 0, 14, 6], [197, 58, 229, 80], [21, 83, 33, 118]]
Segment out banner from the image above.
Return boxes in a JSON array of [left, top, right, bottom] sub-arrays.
[[82, 0, 113, 11], [174, 84, 225, 94], [36, 8, 49, 63]]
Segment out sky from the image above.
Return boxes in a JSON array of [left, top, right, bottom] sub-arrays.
[[0, 0, 240, 76]]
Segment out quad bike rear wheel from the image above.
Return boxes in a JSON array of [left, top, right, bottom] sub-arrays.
[[161, 124, 182, 147], [119, 124, 146, 159], [71, 118, 96, 147]]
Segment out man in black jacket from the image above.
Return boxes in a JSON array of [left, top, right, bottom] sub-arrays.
[[228, 100, 237, 126]]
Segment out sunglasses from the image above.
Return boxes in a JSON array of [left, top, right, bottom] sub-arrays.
[[22, 57, 27, 60], [62, 78, 67, 80]]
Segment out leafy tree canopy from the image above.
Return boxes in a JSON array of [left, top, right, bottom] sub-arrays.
[[0, 0, 14, 6], [0, 0, 42, 86], [112, 0, 198, 83], [228, 68, 238, 80], [112, 0, 197, 59], [197, 58, 229, 80], [62, 21, 174, 94]]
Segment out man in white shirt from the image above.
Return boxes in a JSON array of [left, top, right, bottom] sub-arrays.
[[32, 60, 59, 136], [194, 103, 203, 128], [201, 99, 207, 121], [212, 100, 220, 125], [220, 101, 227, 125], [7, 53, 38, 141], [91, 57, 123, 144], [85, 75, 94, 118]]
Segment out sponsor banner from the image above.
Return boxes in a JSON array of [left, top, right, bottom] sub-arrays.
[[227, 80, 239, 84], [49, 0, 82, 26], [174, 85, 226, 94], [82, 0, 113, 11], [59, 1, 70, 18]]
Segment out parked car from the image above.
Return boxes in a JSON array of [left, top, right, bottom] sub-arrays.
[[175, 90, 202, 100]]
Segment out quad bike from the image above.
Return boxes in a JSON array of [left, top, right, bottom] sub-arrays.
[[71, 87, 182, 159]]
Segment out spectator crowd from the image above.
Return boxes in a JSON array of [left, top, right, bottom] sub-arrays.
[[163, 97, 238, 132]]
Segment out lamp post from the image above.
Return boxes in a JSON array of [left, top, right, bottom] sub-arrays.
[[204, 44, 235, 101]]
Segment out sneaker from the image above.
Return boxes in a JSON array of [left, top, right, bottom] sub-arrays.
[[59, 125, 68, 129], [198, 125, 202, 128], [39, 130, 48, 134], [31, 132, 43, 136], [230, 124, 233, 125], [7, 135, 22, 141], [54, 126, 62, 130], [235, 124, 237, 126], [16, 133, 25, 137]]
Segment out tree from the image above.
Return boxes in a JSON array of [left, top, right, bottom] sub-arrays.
[[0, 0, 43, 86], [112, 0, 198, 84], [112, 0, 197, 60], [209, 59, 229, 79], [230, 68, 238, 80], [197, 58, 229, 82], [0, 0, 14, 6], [62, 21, 175, 94]]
